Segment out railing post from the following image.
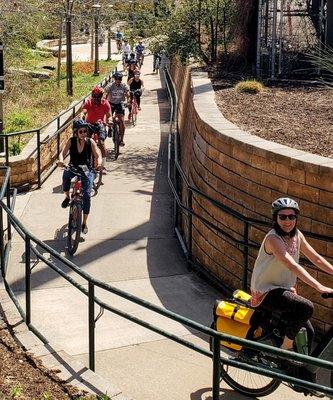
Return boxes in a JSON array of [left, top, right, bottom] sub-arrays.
[[6, 175, 11, 241], [25, 237, 31, 325], [36, 130, 41, 188], [5, 135, 9, 166], [187, 188, 193, 270], [57, 118, 61, 159], [88, 281, 95, 371], [0, 205, 4, 277], [212, 334, 221, 400], [242, 222, 249, 290]]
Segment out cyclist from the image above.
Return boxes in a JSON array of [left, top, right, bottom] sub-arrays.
[[104, 72, 130, 147], [128, 71, 144, 114], [251, 197, 333, 352], [81, 86, 112, 172], [58, 120, 102, 234], [152, 42, 164, 73], [127, 61, 140, 83], [115, 29, 123, 53], [135, 40, 145, 66], [122, 40, 131, 67], [124, 53, 138, 71]]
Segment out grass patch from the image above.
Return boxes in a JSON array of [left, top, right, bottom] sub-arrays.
[[4, 60, 117, 134], [235, 80, 264, 94]]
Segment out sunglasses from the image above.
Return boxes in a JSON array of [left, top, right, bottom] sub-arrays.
[[78, 129, 87, 134], [277, 214, 297, 221]]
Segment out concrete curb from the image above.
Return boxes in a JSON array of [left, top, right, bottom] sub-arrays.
[[0, 276, 133, 399]]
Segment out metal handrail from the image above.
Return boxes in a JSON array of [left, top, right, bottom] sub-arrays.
[[0, 168, 333, 398], [0, 65, 332, 399]]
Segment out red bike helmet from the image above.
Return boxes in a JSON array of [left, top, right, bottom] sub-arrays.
[[92, 85, 104, 97]]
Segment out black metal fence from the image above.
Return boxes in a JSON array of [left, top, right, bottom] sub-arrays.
[[0, 66, 332, 399]]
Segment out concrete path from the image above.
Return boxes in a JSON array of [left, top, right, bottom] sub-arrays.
[[6, 42, 322, 400]]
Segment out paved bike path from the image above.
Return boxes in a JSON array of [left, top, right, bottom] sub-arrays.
[[7, 42, 317, 399]]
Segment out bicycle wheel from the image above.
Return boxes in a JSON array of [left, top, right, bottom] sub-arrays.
[[67, 201, 82, 255], [113, 123, 120, 160], [220, 334, 282, 397]]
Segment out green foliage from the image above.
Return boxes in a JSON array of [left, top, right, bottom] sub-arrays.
[[307, 45, 333, 87], [9, 140, 24, 156], [5, 111, 33, 133], [235, 80, 264, 94], [42, 392, 53, 400], [10, 383, 23, 398]]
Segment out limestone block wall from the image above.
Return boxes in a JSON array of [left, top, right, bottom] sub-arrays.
[[170, 61, 333, 331]]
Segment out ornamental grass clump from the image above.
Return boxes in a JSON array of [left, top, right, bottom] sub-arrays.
[[235, 80, 264, 94]]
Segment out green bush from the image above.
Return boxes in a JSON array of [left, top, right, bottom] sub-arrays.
[[235, 80, 264, 94], [9, 140, 24, 156], [5, 111, 33, 133]]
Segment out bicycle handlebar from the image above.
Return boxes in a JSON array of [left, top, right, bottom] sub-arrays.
[[321, 293, 333, 299]]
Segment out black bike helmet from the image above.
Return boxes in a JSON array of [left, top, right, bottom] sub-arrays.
[[73, 119, 89, 132], [272, 197, 300, 216], [113, 71, 123, 80]]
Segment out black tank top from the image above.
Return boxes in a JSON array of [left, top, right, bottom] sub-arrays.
[[69, 137, 92, 169], [130, 79, 142, 91]]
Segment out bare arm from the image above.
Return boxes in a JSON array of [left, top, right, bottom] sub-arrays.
[[90, 139, 102, 168], [266, 235, 333, 293], [58, 139, 71, 166], [300, 232, 333, 275], [81, 108, 88, 120]]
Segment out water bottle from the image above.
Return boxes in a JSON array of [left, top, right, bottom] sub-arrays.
[[294, 327, 308, 355]]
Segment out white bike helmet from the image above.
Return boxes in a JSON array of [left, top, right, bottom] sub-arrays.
[[272, 197, 300, 215]]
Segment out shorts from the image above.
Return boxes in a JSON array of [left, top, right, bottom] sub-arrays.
[[111, 103, 125, 116], [88, 122, 107, 141]]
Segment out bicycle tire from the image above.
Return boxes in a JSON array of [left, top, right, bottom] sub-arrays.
[[67, 201, 82, 255], [113, 123, 120, 160], [210, 321, 281, 397]]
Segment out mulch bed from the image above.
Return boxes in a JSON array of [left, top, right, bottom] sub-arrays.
[[0, 316, 94, 400], [213, 80, 333, 159]]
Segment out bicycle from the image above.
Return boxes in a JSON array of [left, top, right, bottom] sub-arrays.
[[65, 165, 89, 255], [129, 89, 140, 127], [211, 291, 333, 398], [136, 52, 144, 67], [153, 53, 161, 74], [107, 116, 121, 160]]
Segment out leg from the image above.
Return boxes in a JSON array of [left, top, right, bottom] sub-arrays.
[[61, 170, 75, 208], [81, 171, 94, 233], [260, 288, 314, 348], [135, 92, 141, 109]]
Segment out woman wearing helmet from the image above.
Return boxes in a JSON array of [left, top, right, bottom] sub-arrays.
[[104, 72, 130, 146], [81, 86, 111, 170], [57, 119, 102, 234], [128, 71, 144, 113], [251, 197, 333, 352]]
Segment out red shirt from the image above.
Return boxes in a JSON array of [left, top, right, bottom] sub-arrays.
[[83, 98, 111, 124]]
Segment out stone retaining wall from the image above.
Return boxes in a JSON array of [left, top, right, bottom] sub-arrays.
[[170, 61, 333, 332]]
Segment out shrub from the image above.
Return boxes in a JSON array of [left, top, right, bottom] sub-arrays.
[[235, 80, 264, 94], [9, 140, 24, 156], [5, 111, 33, 133]]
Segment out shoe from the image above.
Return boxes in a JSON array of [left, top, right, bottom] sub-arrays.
[[138, 107, 141, 111], [128, 113, 132, 121], [119, 141, 125, 147], [82, 224, 88, 234], [102, 167, 108, 175], [61, 197, 70, 208]]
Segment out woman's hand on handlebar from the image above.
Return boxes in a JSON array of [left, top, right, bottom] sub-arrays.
[[318, 285, 333, 296]]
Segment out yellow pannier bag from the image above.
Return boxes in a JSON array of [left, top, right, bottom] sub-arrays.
[[215, 301, 256, 351], [232, 289, 252, 304]]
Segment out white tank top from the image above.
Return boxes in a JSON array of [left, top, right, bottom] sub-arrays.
[[251, 229, 300, 306]]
